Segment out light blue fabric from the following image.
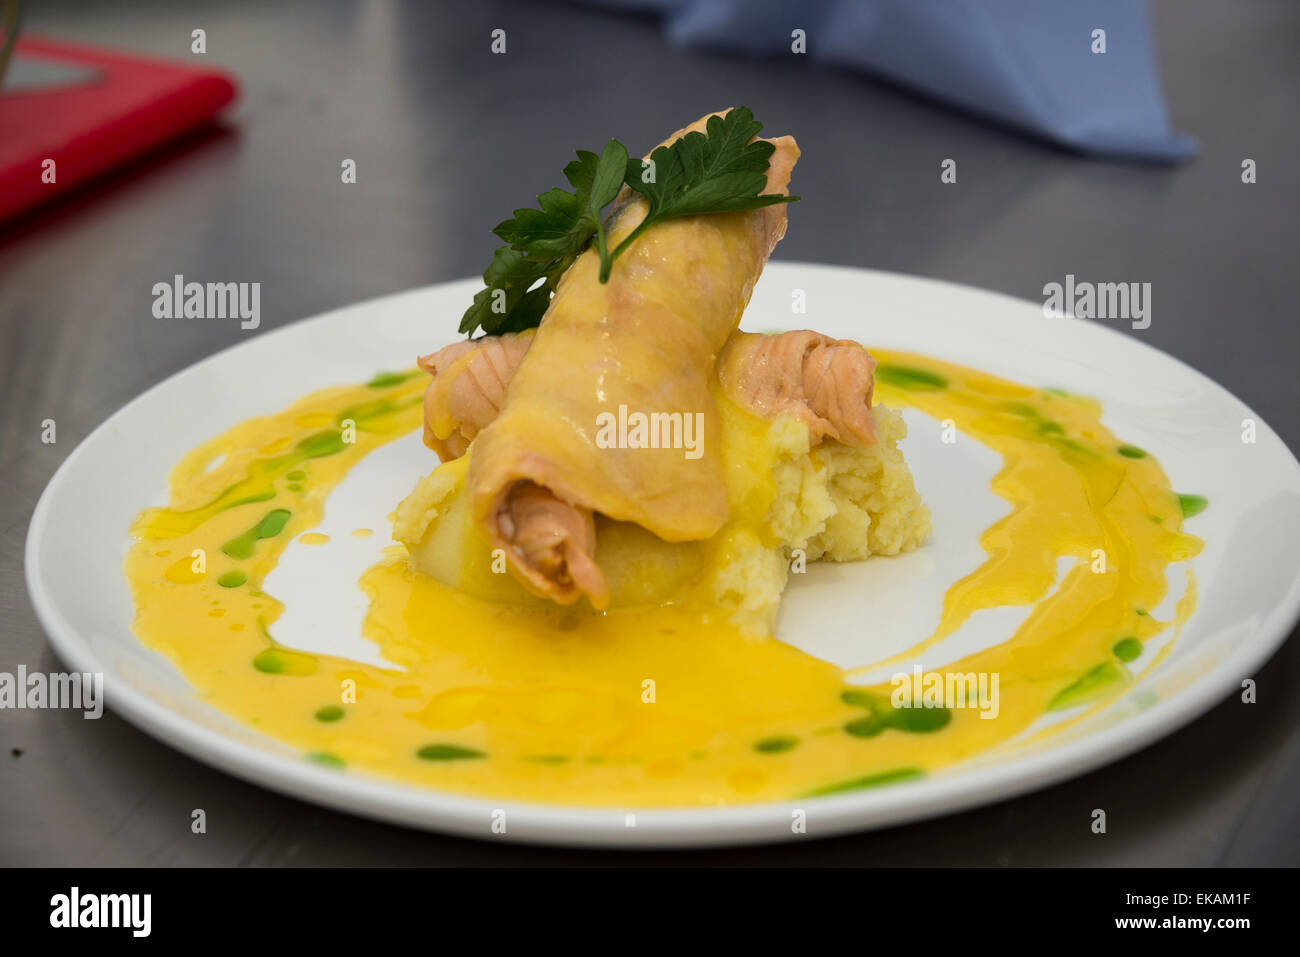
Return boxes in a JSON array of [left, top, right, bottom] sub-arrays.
[[577, 0, 1196, 163]]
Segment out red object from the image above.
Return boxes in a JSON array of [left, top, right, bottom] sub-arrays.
[[0, 36, 238, 223]]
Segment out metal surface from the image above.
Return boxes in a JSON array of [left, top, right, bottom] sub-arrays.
[[2, 0, 1297, 865]]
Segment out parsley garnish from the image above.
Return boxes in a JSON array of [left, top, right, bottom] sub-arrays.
[[459, 108, 797, 336]]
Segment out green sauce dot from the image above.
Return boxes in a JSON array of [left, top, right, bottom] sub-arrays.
[[894, 707, 952, 733], [845, 703, 951, 737], [252, 647, 318, 676], [217, 571, 246, 588], [315, 705, 345, 722], [287, 483, 303, 492], [286, 470, 306, 481], [754, 736, 799, 754], [417, 744, 484, 762], [1118, 445, 1148, 459], [1178, 494, 1208, 518], [1113, 637, 1143, 662]]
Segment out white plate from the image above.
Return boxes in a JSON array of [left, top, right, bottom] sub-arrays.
[[26, 264, 1300, 847]]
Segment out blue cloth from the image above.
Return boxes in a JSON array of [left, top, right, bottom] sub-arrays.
[[579, 0, 1196, 163]]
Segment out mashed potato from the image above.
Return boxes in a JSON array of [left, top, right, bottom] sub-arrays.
[[707, 403, 930, 632], [395, 400, 930, 634]]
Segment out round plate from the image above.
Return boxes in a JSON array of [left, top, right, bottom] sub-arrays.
[[25, 264, 1300, 847]]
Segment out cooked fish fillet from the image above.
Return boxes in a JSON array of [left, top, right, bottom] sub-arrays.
[[466, 110, 799, 607], [419, 329, 878, 462]]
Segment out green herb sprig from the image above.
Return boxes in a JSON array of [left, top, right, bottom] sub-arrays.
[[459, 108, 797, 336]]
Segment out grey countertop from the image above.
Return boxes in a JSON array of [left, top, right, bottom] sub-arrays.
[[2, 0, 1298, 865]]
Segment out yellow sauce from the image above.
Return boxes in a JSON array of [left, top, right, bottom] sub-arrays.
[[124, 351, 1203, 806]]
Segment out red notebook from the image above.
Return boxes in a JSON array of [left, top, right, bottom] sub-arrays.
[[0, 36, 238, 223]]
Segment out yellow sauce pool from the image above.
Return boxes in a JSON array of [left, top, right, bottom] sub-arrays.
[[124, 351, 1203, 806]]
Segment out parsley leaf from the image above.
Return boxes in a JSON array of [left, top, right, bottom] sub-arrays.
[[492, 139, 628, 263], [605, 107, 797, 280], [459, 140, 628, 336], [457, 247, 552, 336], [459, 108, 796, 337]]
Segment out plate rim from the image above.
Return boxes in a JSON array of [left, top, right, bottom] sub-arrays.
[[24, 262, 1300, 848]]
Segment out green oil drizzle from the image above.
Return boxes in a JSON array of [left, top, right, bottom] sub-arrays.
[[1002, 401, 1066, 437], [803, 767, 924, 796], [308, 751, 346, 768], [338, 395, 422, 434], [136, 434, 338, 539], [876, 364, 948, 392], [993, 400, 1110, 466], [417, 744, 485, 762], [1048, 661, 1123, 711], [131, 382, 419, 541], [222, 509, 292, 559], [754, 736, 799, 754], [366, 370, 420, 389], [841, 689, 952, 736], [1001, 401, 1040, 418], [1118, 445, 1148, 459]]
